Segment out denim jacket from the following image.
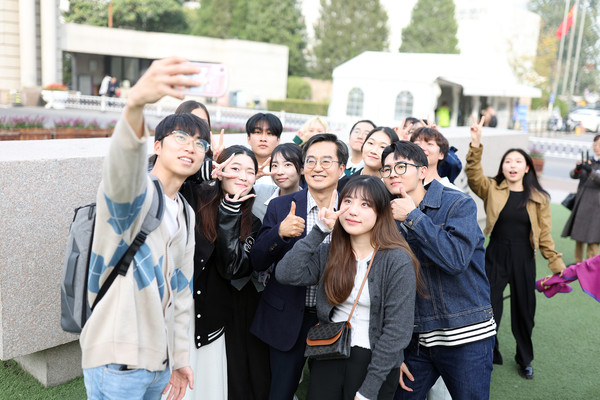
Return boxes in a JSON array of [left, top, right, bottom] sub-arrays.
[[399, 180, 493, 332]]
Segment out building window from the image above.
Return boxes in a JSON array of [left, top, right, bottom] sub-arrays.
[[395, 91, 414, 120], [346, 88, 364, 117]]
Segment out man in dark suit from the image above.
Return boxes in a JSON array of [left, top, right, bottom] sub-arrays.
[[250, 133, 348, 400]]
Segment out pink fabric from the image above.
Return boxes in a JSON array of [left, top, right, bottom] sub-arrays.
[[536, 254, 600, 303]]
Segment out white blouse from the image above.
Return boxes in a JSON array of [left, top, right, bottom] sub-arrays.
[[331, 252, 373, 350]]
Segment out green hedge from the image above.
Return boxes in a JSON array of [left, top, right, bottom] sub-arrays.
[[267, 99, 329, 116], [287, 76, 312, 100]]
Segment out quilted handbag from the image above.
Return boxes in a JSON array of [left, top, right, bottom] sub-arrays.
[[304, 247, 378, 360]]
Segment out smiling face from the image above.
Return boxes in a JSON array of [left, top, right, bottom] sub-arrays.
[[219, 154, 257, 197], [361, 130, 393, 170], [247, 119, 280, 161], [153, 130, 205, 180], [382, 153, 427, 197], [304, 141, 345, 193], [339, 192, 377, 239], [349, 122, 373, 153], [501, 151, 529, 186], [412, 136, 444, 169], [270, 152, 302, 192]]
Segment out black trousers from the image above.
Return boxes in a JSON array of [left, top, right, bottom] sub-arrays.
[[226, 283, 271, 400], [307, 346, 400, 400], [486, 239, 536, 367], [269, 310, 318, 400]]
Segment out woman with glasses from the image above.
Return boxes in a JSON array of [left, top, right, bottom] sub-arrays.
[[338, 127, 399, 192], [276, 175, 420, 400], [182, 145, 262, 400], [465, 116, 565, 380]]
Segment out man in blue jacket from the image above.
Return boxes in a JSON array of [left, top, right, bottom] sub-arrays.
[[250, 133, 348, 400], [380, 141, 495, 399]]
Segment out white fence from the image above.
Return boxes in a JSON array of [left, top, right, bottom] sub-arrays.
[[529, 136, 591, 160], [49, 93, 350, 133]]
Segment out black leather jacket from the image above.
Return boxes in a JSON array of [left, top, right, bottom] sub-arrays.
[[185, 186, 261, 347]]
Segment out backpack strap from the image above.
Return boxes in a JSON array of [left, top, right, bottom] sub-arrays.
[[91, 177, 165, 310], [178, 192, 192, 244]]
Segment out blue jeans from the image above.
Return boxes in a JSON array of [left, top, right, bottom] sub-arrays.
[[394, 335, 494, 400], [83, 363, 171, 400]]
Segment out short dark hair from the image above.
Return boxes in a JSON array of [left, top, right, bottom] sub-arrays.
[[154, 113, 210, 144], [302, 133, 349, 167], [381, 140, 429, 169], [245, 113, 283, 138], [271, 143, 303, 174], [410, 127, 449, 162], [594, 134, 600, 143], [349, 119, 376, 135], [150, 114, 212, 167], [175, 100, 211, 128]]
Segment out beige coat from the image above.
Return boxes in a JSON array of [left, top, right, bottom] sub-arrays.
[[465, 145, 565, 274]]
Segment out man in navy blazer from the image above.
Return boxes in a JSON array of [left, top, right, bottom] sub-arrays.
[[250, 133, 348, 400]]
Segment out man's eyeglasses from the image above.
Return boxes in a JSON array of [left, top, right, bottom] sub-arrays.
[[304, 157, 340, 170], [169, 130, 210, 153], [379, 161, 422, 178]]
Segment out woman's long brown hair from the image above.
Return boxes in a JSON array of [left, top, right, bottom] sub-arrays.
[[323, 175, 422, 305], [195, 145, 257, 243]]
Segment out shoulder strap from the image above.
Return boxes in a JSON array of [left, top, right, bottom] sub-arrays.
[[178, 192, 192, 244], [346, 247, 378, 324], [92, 177, 165, 310]]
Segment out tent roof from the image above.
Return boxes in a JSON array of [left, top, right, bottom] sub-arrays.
[[333, 52, 541, 98]]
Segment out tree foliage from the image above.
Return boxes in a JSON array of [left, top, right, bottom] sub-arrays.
[[312, 0, 389, 80], [527, 0, 600, 94], [63, 0, 188, 33], [190, 0, 308, 76], [399, 0, 459, 54]]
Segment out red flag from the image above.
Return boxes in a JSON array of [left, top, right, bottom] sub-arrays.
[[556, 6, 576, 39]]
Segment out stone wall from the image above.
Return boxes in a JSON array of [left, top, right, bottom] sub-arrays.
[[0, 127, 527, 386]]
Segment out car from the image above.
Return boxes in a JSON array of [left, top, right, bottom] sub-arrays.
[[567, 108, 600, 132]]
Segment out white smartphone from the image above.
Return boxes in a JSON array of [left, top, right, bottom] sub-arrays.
[[183, 62, 229, 98]]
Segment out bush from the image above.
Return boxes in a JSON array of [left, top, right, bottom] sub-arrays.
[[267, 99, 329, 116], [531, 89, 569, 117], [286, 76, 312, 100]]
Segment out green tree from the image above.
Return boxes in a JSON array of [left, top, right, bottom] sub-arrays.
[[312, 0, 389, 79], [527, 0, 600, 95], [63, 0, 187, 33], [399, 0, 459, 53], [63, 0, 109, 26], [191, 0, 307, 76]]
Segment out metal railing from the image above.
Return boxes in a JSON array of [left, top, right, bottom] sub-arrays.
[[52, 93, 350, 133], [529, 136, 590, 160]]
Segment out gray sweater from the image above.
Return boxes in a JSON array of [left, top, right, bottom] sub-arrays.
[[275, 226, 416, 400]]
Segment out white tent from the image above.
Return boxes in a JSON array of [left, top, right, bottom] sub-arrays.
[[328, 51, 541, 128]]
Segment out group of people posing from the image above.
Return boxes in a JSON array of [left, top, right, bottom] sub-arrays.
[[80, 58, 579, 400]]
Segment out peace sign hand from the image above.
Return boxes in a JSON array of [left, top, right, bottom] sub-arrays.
[[256, 157, 276, 180], [211, 129, 225, 161], [393, 118, 411, 140], [211, 154, 237, 180], [470, 115, 485, 148], [225, 188, 256, 204], [317, 191, 350, 231]]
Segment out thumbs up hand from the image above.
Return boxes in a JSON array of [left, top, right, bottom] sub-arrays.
[[278, 201, 306, 238], [390, 188, 416, 222]]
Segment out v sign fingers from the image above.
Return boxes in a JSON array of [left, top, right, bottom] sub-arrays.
[[470, 115, 484, 148], [211, 153, 235, 179]]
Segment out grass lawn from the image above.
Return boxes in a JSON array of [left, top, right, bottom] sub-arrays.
[[2, 205, 598, 399]]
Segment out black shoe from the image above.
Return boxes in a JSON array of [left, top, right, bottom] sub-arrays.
[[518, 364, 534, 379], [493, 348, 503, 365]]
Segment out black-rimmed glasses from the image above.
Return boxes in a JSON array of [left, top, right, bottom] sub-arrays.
[[379, 161, 422, 178]]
